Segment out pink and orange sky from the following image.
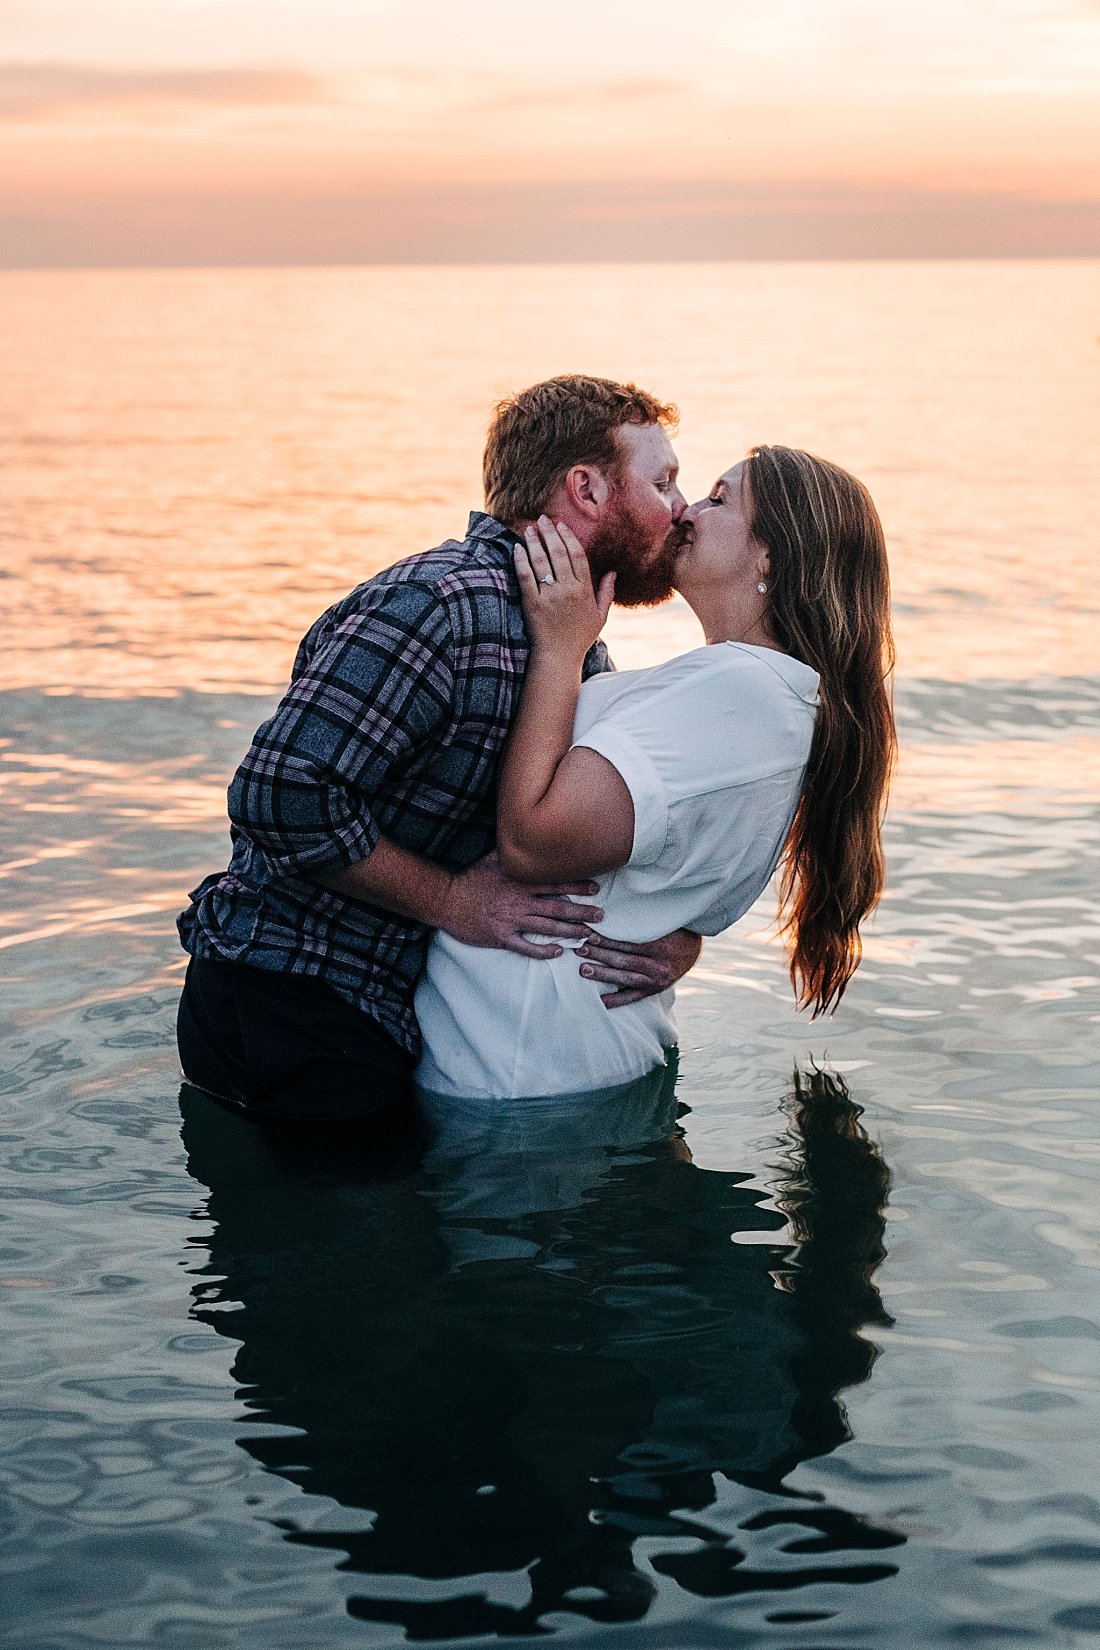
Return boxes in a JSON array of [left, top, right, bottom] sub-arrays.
[[2, 0, 1099, 265]]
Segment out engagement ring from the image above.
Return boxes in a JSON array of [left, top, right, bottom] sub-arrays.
[[540, 574, 556, 586]]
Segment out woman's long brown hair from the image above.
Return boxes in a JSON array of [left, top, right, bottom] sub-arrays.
[[746, 445, 896, 1015]]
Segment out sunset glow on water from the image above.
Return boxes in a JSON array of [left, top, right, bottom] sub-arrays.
[[3, 261, 1097, 694]]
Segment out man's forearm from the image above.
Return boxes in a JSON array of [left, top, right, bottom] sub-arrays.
[[315, 839, 607, 956], [316, 837, 454, 927]]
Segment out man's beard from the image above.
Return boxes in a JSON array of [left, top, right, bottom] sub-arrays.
[[586, 501, 686, 608]]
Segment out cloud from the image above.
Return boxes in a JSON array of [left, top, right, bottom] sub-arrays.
[[594, 77, 688, 103], [0, 62, 330, 120], [483, 74, 688, 115], [2, 176, 1096, 267]]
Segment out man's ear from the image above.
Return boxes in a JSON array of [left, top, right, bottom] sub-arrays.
[[563, 463, 611, 521]]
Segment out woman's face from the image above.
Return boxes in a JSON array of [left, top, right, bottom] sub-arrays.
[[676, 461, 769, 594]]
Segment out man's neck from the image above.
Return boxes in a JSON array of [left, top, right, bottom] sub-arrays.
[[508, 510, 595, 550]]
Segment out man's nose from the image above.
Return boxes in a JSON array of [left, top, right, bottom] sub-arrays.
[[670, 486, 688, 521]]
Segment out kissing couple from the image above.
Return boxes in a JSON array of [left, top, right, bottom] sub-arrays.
[[177, 374, 896, 1123]]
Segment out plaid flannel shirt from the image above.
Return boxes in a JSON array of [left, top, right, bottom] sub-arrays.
[[178, 512, 611, 1055]]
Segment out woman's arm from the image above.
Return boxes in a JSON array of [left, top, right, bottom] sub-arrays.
[[497, 519, 635, 884]]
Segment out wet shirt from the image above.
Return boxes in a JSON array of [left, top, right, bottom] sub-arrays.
[[177, 512, 610, 1055]]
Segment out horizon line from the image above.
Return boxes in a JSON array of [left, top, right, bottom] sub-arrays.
[[4, 252, 1099, 274]]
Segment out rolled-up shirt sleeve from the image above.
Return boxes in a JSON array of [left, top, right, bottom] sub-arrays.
[[227, 582, 455, 876], [570, 723, 669, 867]]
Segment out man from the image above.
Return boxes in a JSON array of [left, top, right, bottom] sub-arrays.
[[177, 374, 702, 1123]]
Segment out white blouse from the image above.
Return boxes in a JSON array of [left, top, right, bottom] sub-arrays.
[[414, 643, 820, 1100]]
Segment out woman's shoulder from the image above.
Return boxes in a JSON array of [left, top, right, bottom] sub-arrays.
[[576, 641, 817, 783], [627, 643, 819, 708], [718, 643, 820, 705]]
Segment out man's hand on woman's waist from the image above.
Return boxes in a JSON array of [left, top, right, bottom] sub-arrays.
[[319, 840, 604, 960], [320, 837, 699, 996], [439, 851, 605, 959]]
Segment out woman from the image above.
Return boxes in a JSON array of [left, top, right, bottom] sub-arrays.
[[415, 445, 895, 1101]]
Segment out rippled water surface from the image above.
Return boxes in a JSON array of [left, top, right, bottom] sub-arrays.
[[1, 262, 1099, 1648]]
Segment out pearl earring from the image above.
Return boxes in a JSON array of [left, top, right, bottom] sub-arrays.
[[757, 581, 768, 594]]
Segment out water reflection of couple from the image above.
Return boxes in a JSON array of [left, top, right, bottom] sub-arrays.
[[182, 1066, 901, 1635], [175, 374, 895, 1118]]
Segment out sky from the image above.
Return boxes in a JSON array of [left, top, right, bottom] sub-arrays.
[[1, 0, 1099, 265]]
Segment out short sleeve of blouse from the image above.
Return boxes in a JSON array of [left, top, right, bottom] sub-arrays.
[[571, 723, 669, 867]]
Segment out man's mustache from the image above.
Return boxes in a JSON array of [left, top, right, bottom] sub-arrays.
[[664, 520, 694, 554]]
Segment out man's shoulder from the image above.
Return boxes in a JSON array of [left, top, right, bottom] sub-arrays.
[[297, 514, 522, 667], [333, 514, 517, 620]]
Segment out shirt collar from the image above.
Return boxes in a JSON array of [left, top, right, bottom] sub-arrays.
[[467, 510, 522, 560]]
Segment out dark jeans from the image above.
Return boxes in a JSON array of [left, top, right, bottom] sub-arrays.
[[177, 954, 414, 1124]]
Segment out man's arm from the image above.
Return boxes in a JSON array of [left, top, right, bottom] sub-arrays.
[[229, 582, 602, 954], [319, 840, 604, 959], [228, 583, 454, 877]]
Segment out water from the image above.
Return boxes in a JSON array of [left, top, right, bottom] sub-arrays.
[[1, 261, 1099, 1647]]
